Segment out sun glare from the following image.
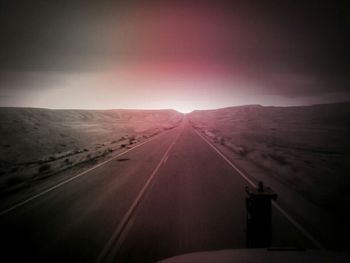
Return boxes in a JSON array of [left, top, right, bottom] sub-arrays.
[[173, 105, 193, 114]]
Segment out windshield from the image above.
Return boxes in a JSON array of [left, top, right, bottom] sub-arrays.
[[0, 1, 349, 262]]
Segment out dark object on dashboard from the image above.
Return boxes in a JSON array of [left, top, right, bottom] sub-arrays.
[[246, 182, 278, 248]]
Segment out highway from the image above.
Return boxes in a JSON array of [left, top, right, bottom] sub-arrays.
[[0, 119, 316, 262]]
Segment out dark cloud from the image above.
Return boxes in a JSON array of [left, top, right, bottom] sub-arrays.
[[0, 0, 349, 105], [0, 0, 120, 72]]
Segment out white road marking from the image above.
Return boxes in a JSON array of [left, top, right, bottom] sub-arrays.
[[194, 129, 256, 186], [163, 154, 169, 164], [98, 129, 182, 262], [193, 128, 325, 249], [0, 131, 169, 217], [272, 202, 325, 249]]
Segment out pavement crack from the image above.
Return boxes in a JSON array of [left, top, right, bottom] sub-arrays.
[[116, 158, 130, 162]]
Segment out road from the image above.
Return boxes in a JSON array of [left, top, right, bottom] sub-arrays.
[[0, 119, 316, 262]]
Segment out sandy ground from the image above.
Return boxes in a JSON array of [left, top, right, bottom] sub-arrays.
[[0, 108, 183, 194]]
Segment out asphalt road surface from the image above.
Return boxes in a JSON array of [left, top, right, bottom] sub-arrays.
[[0, 119, 316, 262]]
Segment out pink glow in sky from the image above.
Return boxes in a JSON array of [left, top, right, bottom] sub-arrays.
[[0, 1, 349, 111]]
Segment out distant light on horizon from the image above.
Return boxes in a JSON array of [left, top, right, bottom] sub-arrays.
[[3, 70, 349, 111]]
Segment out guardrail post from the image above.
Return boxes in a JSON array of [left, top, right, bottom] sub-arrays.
[[246, 181, 278, 248]]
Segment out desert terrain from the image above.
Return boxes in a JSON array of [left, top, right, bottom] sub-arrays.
[[0, 108, 183, 195]]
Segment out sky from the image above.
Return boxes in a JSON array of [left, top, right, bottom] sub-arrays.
[[0, 0, 349, 113]]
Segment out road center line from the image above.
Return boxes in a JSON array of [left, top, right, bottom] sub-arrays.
[[0, 129, 173, 217], [163, 154, 169, 164], [193, 128, 325, 249], [97, 128, 182, 263]]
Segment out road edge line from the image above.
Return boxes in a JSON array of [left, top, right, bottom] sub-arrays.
[[193, 128, 325, 249], [0, 130, 172, 216]]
